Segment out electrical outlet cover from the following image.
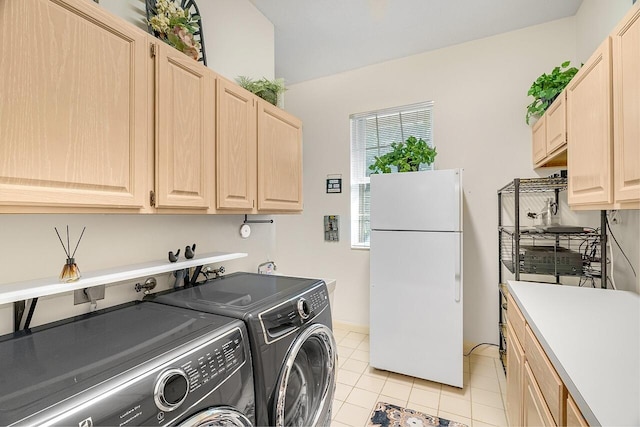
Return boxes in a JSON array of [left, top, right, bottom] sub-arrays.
[[74, 285, 105, 305]]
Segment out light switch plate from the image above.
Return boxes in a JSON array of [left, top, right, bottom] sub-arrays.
[[74, 285, 105, 305]]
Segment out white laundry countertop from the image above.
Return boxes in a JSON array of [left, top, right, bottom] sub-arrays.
[[507, 281, 640, 427]]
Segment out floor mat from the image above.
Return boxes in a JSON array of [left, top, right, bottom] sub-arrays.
[[367, 401, 469, 427]]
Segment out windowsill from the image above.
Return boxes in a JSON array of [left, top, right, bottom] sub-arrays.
[[350, 245, 370, 251]]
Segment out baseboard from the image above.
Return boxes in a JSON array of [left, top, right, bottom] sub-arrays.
[[332, 320, 370, 334]]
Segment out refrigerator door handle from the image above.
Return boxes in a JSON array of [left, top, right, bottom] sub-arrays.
[[454, 236, 462, 303]]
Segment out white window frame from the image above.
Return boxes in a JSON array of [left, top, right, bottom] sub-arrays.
[[350, 101, 434, 249]]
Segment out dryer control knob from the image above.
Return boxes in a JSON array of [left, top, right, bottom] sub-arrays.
[[154, 368, 189, 412], [297, 298, 311, 320]]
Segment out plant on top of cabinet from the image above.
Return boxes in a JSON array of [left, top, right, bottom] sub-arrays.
[[368, 136, 437, 174], [526, 61, 580, 124], [147, 0, 202, 61], [235, 76, 286, 106]]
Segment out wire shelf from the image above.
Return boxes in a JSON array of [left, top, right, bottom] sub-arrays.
[[498, 177, 568, 194], [499, 229, 601, 279]]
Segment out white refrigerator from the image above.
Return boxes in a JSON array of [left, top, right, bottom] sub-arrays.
[[369, 169, 463, 388]]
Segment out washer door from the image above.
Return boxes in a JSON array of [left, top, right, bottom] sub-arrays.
[[273, 324, 337, 426], [178, 407, 253, 427]]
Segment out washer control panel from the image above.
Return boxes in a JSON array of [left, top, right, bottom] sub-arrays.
[[307, 287, 329, 313], [179, 328, 245, 397], [260, 282, 329, 344]]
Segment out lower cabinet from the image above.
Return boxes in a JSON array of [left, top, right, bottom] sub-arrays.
[[507, 297, 589, 427], [524, 362, 556, 426], [566, 394, 589, 427], [506, 322, 524, 426]]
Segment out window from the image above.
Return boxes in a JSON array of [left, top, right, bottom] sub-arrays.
[[350, 101, 434, 248]]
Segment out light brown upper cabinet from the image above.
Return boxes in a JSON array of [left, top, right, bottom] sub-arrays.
[[216, 79, 304, 213], [0, 0, 148, 211], [532, 116, 547, 166], [153, 41, 215, 210], [612, 4, 640, 206], [532, 92, 568, 168], [545, 91, 568, 159], [567, 39, 613, 207], [216, 78, 257, 211], [257, 100, 303, 211], [568, 2, 640, 210]]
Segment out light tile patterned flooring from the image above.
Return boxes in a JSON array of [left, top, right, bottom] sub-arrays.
[[331, 324, 508, 427]]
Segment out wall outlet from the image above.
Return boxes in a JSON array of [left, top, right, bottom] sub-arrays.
[[74, 285, 105, 305]]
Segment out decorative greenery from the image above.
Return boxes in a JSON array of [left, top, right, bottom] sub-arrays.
[[149, 0, 201, 61], [369, 136, 437, 174], [236, 76, 286, 106], [525, 61, 579, 125]]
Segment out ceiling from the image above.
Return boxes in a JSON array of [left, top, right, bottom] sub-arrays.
[[250, 0, 583, 85]]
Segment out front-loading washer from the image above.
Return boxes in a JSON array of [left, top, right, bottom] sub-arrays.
[[0, 301, 255, 426], [147, 272, 337, 427]]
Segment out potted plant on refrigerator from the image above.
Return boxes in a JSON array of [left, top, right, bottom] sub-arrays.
[[368, 136, 437, 174]]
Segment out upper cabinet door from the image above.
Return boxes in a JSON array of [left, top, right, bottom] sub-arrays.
[[567, 38, 613, 206], [154, 42, 214, 209], [612, 4, 640, 205], [545, 91, 567, 156], [216, 78, 256, 210], [0, 0, 147, 209], [257, 101, 303, 211], [532, 116, 547, 166]]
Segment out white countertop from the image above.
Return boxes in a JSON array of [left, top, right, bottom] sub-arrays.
[[507, 281, 640, 426]]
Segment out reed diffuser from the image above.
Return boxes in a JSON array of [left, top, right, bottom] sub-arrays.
[[55, 226, 86, 282]]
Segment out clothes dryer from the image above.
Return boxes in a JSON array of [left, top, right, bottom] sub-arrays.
[[148, 272, 336, 427]]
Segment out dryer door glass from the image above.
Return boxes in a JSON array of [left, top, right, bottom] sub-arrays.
[[274, 324, 337, 426], [177, 406, 252, 427]]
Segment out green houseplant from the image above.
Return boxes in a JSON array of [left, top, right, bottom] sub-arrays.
[[369, 136, 437, 174], [236, 76, 286, 106], [525, 60, 580, 125]]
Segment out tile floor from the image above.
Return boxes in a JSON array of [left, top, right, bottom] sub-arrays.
[[331, 324, 508, 427]]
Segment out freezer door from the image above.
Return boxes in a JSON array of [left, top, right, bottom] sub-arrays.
[[369, 230, 463, 387], [370, 169, 462, 232]]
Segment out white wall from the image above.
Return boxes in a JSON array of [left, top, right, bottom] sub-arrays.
[[98, 0, 274, 80], [575, 0, 633, 62], [274, 18, 578, 345], [0, 214, 279, 335], [574, 0, 639, 294]]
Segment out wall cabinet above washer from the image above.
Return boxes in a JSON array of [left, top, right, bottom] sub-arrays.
[[0, 0, 148, 212], [0, 0, 304, 214], [153, 40, 215, 210], [216, 78, 303, 214]]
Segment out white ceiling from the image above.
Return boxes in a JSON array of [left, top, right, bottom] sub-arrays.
[[250, 0, 583, 84]]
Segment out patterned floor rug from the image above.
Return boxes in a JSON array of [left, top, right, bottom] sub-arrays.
[[367, 402, 468, 427]]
